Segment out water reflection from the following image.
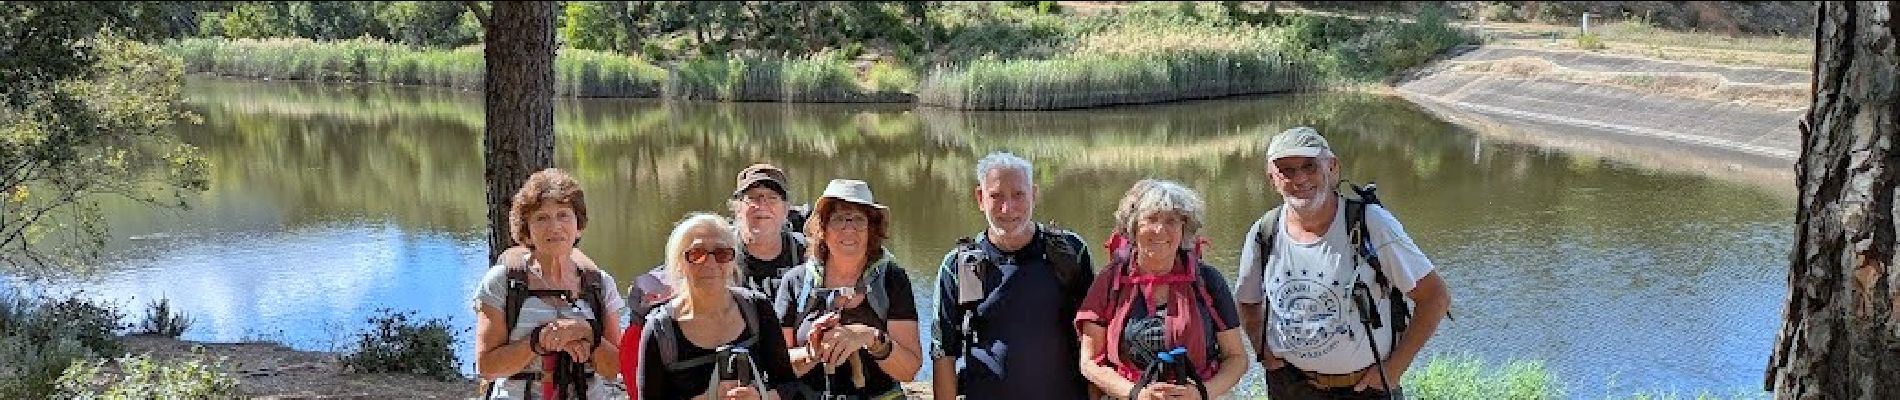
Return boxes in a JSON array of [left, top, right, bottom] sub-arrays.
[[50, 78, 1791, 397]]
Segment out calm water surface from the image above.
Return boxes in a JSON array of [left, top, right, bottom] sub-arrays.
[[25, 78, 1790, 398]]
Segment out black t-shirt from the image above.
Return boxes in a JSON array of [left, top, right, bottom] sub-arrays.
[[931, 229, 1095, 399], [738, 231, 806, 295], [638, 292, 797, 400], [772, 260, 919, 398]]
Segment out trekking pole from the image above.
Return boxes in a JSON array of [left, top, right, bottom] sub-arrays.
[[1352, 282, 1394, 397], [1158, 347, 1209, 400]]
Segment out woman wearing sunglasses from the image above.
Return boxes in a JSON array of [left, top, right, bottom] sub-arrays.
[[637, 213, 798, 400], [772, 179, 922, 400]]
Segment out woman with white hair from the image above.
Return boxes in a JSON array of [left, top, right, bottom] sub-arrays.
[[1075, 179, 1250, 400], [638, 213, 797, 400]]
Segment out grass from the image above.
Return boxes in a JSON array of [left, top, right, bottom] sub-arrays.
[[1403, 353, 1566, 399], [916, 5, 1475, 110], [664, 55, 910, 103], [164, 37, 666, 97]]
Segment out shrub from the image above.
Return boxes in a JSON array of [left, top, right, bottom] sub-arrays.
[[55, 353, 239, 399], [338, 309, 462, 381], [136, 298, 192, 338]]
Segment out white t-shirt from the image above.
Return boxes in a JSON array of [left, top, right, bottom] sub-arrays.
[[1235, 199, 1433, 374], [472, 263, 629, 399]]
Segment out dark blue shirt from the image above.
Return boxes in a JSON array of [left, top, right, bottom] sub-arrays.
[[931, 227, 1095, 399]]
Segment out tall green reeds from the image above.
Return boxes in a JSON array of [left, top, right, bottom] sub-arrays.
[[164, 38, 665, 97]]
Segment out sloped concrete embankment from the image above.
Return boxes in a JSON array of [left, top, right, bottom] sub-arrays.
[[1395, 45, 1805, 195]]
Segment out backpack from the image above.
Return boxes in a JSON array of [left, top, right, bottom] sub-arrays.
[[642, 287, 769, 374], [1251, 182, 1446, 357], [737, 230, 809, 297], [1096, 233, 1228, 381], [948, 223, 1092, 357], [481, 252, 610, 397], [791, 253, 897, 326]]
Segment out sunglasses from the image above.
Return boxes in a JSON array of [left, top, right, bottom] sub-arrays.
[[684, 247, 737, 264]]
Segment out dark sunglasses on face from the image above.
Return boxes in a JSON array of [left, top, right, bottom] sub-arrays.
[[685, 247, 737, 264]]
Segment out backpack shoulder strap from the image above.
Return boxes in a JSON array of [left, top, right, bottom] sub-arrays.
[[1253, 206, 1282, 273], [1040, 225, 1087, 292], [731, 287, 765, 348], [578, 266, 608, 343], [503, 265, 530, 336], [865, 260, 893, 321], [661, 289, 766, 371]]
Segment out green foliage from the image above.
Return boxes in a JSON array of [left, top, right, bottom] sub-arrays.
[[865, 61, 917, 93], [1577, 32, 1607, 50], [378, 1, 481, 48], [916, 3, 1475, 110], [562, 1, 626, 52], [1403, 354, 1565, 399], [135, 298, 193, 338], [666, 55, 907, 102], [0, 292, 130, 398], [56, 353, 239, 399], [338, 309, 463, 381], [164, 38, 665, 97], [2, 19, 207, 273]]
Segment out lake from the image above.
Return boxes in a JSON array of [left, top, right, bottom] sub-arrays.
[[21, 77, 1791, 398]]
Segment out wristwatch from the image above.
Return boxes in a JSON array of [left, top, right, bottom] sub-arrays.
[[866, 329, 894, 360]]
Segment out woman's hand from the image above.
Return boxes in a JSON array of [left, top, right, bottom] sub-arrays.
[[819, 324, 878, 364], [559, 337, 594, 363], [803, 313, 842, 360], [537, 318, 591, 354], [721, 382, 761, 400], [1134, 383, 1171, 400]]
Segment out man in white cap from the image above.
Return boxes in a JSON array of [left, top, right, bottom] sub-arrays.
[[1235, 126, 1453, 399]]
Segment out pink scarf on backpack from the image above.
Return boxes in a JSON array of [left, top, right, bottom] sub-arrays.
[[1074, 232, 1222, 382]]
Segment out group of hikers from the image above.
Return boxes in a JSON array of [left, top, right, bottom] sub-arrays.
[[469, 126, 1455, 400]]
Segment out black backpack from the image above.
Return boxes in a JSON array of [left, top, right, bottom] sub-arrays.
[[480, 252, 610, 398], [948, 223, 1093, 357], [1252, 182, 1426, 348]]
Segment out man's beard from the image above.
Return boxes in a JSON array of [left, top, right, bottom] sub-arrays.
[[986, 214, 1034, 238]]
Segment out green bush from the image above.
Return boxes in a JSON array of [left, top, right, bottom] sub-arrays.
[[1577, 32, 1606, 50], [338, 309, 462, 381], [0, 293, 128, 398], [56, 353, 239, 399], [136, 298, 192, 338]]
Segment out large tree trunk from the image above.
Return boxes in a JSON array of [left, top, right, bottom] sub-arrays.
[[1767, 2, 1899, 399], [480, 1, 557, 261]]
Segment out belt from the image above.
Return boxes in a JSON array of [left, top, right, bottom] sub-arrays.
[[1300, 367, 1369, 390]]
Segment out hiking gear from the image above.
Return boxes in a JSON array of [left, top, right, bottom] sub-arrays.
[[947, 224, 1089, 359], [481, 253, 609, 399], [1130, 347, 1210, 400], [1253, 182, 1413, 356], [1267, 126, 1331, 162], [735, 163, 789, 199], [1084, 232, 1227, 383], [1352, 281, 1393, 395], [644, 287, 767, 373], [819, 179, 887, 210], [1254, 180, 1448, 392], [705, 345, 768, 400]]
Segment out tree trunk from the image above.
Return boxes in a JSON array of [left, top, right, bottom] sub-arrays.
[[1767, 2, 1899, 399], [481, 1, 557, 262]]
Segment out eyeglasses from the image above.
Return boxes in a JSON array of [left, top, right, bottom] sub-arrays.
[[739, 193, 783, 205], [684, 247, 737, 264], [826, 211, 869, 229]]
